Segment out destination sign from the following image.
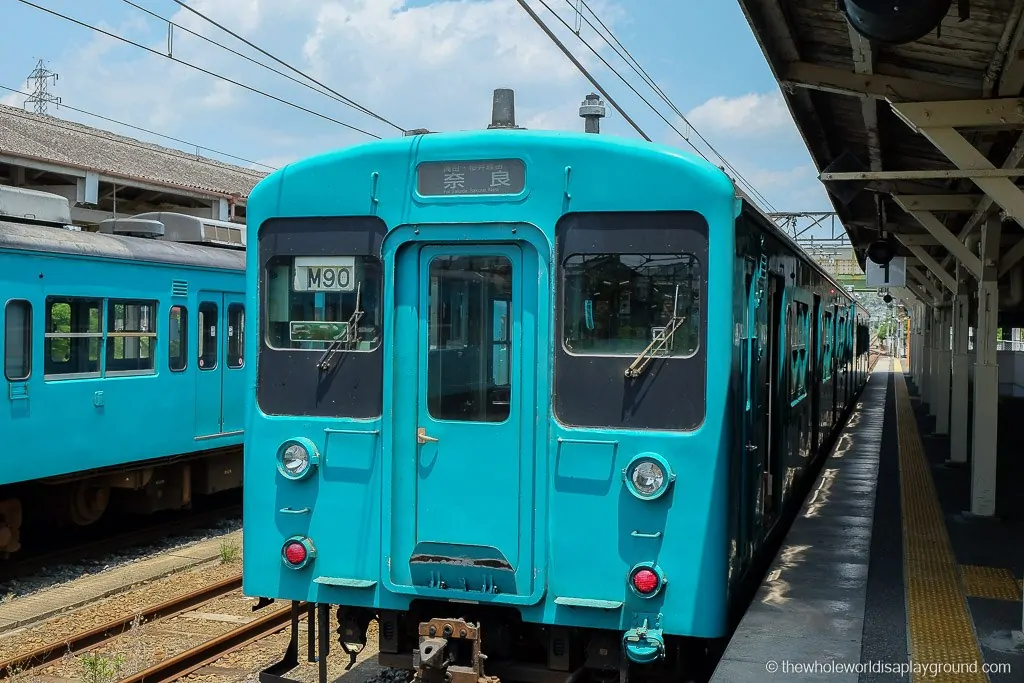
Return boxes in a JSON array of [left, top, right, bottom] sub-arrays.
[[417, 159, 526, 196], [293, 256, 357, 292], [289, 321, 351, 343]]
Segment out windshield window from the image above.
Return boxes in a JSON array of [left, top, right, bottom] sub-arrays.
[[265, 255, 383, 352], [562, 253, 701, 357]]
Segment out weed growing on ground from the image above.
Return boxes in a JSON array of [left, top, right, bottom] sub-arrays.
[[79, 651, 123, 683], [220, 539, 241, 564]]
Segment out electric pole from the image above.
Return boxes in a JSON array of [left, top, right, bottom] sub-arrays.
[[24, 59, 59, 115]]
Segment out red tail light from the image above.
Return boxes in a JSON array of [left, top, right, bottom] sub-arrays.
[[284, 541, 307, 565], [632, 568, 659, 594]]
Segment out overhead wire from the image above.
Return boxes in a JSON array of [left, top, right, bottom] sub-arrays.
[[514, 0, 651, 141], [0, 83, 276, 171], [535, 0, 777, 212], [118, 0, 404, 132], [565, 0, 776, 211], [165, 0, 406, 132], [13, 0, 383, 139]]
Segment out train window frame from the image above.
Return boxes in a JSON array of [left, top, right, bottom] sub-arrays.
[[44, 296, 103, 380], [560, 252, 703, 360], [169, 305, 188, 372], [4, 299, 32, 381], [256, 215, 387, 419], [227, 303, 245, 369], [198, 301, 219, 371], [553, 210, 709, 432], [425, 253, 513, 424], [105, 299, 158, 377], [263, 255, 384, 355]]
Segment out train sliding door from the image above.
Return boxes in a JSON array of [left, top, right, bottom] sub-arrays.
[[194, 291, 246, 439]]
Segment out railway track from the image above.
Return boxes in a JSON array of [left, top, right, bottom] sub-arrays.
[[117, 602, 295, 683], [0, 573, 244, 679]]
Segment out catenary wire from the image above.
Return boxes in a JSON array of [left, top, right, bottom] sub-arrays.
[[13, 0, 383, 139], [119, 0, 401, 131], [548, 0, 770, 211], [167, 0, 405, 132]]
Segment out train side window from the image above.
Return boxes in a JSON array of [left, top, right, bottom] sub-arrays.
[[44, 297, 102, 378], [198, 302, 218, 370], [227, 303, 244, 369], [106, 300, 157, 376], [169, 305, 187, 372], [4, 300, 32, 381]]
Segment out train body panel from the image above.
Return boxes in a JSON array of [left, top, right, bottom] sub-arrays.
[[0, 211, 247, 551], [242, 127, 871, 679]]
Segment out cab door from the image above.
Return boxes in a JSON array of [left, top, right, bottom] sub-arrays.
[[388, 240, 537, 600]]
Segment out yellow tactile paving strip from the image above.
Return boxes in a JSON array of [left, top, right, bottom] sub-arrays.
[[960, 565, 1023, 602], [894, 359, 988, 682]]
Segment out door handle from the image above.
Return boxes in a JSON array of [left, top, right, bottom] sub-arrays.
[[417, 427, 439, 444]]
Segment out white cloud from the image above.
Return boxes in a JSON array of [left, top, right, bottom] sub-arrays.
[[685, 91, 790, 135], [8, 0, 617, 162]]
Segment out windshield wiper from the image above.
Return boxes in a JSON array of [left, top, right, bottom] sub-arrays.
[[625, 284, 685, 379], [316, 283, 364, 373], [624, 315, 685, 378]]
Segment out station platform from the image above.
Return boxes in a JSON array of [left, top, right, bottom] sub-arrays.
[[711, 358, 1024, 682]]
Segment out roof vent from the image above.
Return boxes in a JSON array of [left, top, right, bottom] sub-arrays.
[[0, 185, 71, 226], [129, 212, 246, 249], [97, 217, 166, 238]]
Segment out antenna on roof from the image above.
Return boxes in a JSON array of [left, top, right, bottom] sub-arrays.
[[24, 59, 60, 115]]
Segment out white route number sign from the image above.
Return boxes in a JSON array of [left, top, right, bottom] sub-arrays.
[[293, 256, 357, 293]]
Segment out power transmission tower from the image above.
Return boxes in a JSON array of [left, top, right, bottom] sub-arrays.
[[24, 59, 60, 115]]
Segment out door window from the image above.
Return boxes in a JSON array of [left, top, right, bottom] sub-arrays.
[[426, 255, 512, 423], [198, 301, 218, 370], [227, 303, 245, 368], [4, 300, 31, 381]]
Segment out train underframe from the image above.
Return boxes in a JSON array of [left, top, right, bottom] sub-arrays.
[[258, 600, 709, 683], [0, 447, 243, 556]]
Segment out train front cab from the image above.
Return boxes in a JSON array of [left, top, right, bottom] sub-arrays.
[[244, 133, 739, 683]]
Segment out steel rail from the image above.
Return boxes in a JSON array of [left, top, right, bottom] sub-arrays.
[[0, 573, 242, 677], [119, 603, 299, 683]]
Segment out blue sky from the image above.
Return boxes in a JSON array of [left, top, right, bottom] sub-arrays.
[[0, 0, 834, 218]]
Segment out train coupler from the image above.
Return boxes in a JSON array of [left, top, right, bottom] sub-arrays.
[[413, 618, 498, 683], [621, 617, 665, 665]]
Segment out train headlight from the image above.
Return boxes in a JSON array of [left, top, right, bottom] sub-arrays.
[[623, 453, 674, 500], [276, 438, 319, 481]]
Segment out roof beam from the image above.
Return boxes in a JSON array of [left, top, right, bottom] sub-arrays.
[[892, 98, 1024, 130], [891, 194, 984, 211], [822, 168, 1024, 181], [905, 125, 1024, 225], [908, 265, 943, 301], [901, 242, 958, 292], [780, 62, 979, 102], [995, 5, 1024, 97], [905, 279, 936, 306], [890, 197, 983, 277]]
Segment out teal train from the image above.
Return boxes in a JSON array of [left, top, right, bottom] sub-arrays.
[[0, 186, 246, 556], [243, 109, 871, 683]]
